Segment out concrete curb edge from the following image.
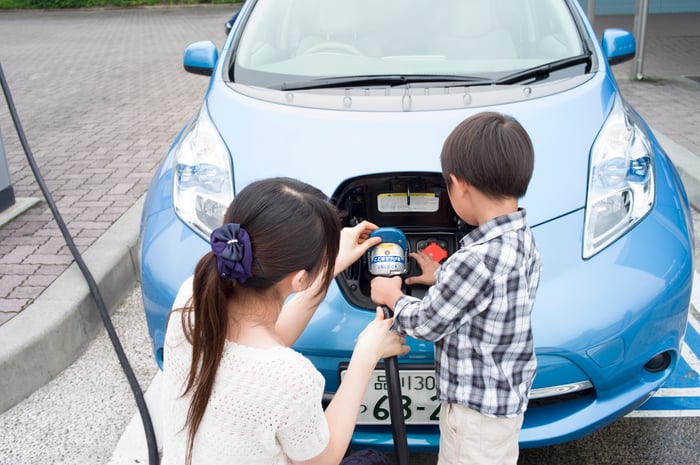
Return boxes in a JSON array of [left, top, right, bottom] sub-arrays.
[[655, 131, 700, 210], [0, 195, 144, 415]]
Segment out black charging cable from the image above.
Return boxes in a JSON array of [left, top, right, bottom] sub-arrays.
[[0, 62, 159, 465], [382, 306, 410, 465]]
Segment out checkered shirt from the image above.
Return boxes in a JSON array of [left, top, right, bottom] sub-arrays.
[[393, 209, 542, 417]]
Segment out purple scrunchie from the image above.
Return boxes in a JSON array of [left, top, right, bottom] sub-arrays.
[[210, 223, 253, 283]]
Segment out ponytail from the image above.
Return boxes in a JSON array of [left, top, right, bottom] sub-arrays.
[[181, 251, 234, 465]]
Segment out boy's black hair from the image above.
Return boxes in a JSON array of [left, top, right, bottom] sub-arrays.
[[441, 112, 534, 199]]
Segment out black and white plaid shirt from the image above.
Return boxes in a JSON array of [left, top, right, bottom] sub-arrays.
[[393, 209, 542, 418]]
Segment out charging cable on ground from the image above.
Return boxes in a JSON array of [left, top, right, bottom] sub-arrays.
[[0, 63, 159, 465]]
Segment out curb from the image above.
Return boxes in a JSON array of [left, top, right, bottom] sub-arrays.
[[0, 195, 144, 415], [655, 131, 700, 210]]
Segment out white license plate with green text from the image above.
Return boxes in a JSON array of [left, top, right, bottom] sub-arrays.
[[341, 369, 441, 425]]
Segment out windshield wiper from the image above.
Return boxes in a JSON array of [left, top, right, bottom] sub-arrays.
[[495, 54, 592, 85], [280, 74, 491, 91]]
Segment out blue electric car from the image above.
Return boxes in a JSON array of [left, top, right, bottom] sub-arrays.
[[139, 0, 695, 451]]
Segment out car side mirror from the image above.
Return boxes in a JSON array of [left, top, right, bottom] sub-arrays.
[[183, 41, 219, 76], [601, 29, 636, 66]]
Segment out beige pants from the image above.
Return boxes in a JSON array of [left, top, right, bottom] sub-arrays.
[[437, 403, 523, 465]]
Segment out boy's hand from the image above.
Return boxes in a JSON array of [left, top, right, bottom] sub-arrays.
[[405, 252, 439, 286], [370, 276, 403, 310], [334, 221, 381, 277]]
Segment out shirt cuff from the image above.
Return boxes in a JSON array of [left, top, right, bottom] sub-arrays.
[[393, 295, 411, 317]]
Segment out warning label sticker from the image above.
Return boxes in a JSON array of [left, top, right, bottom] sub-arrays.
[[377, 193, 439, 213]]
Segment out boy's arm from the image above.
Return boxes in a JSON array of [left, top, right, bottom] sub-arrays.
[[392, 254, 494, 342]]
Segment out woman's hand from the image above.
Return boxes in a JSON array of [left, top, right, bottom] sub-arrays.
[[355, 307, 410, 362], [404, 251, 440, 286], [334, 221, 382, 277]]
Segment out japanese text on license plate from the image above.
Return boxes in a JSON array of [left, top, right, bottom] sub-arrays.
[[341, 369, 441, 425]]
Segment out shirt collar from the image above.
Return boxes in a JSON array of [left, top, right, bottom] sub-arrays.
[[460, 208, 528, 247]]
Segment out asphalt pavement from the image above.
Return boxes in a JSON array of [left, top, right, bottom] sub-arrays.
[[0, 6, 699, 465]]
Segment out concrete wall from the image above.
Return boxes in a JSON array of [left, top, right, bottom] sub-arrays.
[[578, 0, 700, 14]]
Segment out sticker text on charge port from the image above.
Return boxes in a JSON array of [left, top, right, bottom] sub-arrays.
[[377, 193, 439, 213]]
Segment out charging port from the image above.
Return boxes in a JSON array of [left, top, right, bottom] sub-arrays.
[[332, 173, 470, 309]]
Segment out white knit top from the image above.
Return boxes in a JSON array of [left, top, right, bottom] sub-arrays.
[[160, 282, 330, 465]]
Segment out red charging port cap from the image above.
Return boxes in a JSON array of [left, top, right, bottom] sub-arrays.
[[421, 242, 448, 262]]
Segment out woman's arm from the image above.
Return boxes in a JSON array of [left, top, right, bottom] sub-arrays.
[[275, 273, 327, 347], [293, 308, 409, 465], [275, 221, 381, 346]]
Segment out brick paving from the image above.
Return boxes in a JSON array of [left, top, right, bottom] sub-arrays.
[[0, 6, 229, 324], [0, 8, 698, 326]]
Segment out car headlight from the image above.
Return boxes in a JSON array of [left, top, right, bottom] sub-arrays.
[[173, 106, 234, 239], [583, 96, 655, 259]]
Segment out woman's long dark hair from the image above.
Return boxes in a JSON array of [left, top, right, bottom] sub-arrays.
[[180, 177, 341, 464]]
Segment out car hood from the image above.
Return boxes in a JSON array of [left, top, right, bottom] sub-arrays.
[[207, 72, 617, 226]]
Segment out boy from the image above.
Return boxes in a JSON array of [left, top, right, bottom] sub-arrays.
[[371, 112, 542, 465]]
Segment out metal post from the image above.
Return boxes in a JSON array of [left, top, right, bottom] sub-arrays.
[[0, 127, 16, 212], [631, 0, 650, 80], [586, 0, 596, 27]]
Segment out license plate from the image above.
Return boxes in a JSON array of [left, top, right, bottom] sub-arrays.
[[340, 369, 441, 425]]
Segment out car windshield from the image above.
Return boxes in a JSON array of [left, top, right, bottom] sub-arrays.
[[233, 0, 586, 89]]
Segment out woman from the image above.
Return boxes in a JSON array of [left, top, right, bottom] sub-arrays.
[[161, 177, 409, 465]]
